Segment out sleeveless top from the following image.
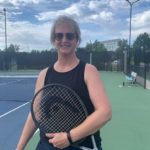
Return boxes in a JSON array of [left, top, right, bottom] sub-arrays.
[[40, 61, 101, 148]]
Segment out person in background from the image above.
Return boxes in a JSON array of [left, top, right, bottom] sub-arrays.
[[16, 15, 112, 150]]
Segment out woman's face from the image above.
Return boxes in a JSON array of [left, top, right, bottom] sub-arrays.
[[54, 23, 78, 55]]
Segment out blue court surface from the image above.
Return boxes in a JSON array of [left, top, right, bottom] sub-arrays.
[[0, 76, 37, 150]]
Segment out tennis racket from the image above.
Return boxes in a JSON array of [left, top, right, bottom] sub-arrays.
[[31, 83, 98, 150]]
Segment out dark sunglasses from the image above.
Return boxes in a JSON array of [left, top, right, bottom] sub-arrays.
[[54, 33, 76, 41]]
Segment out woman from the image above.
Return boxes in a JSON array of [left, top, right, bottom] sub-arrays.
[[16, 15, 112, 150]]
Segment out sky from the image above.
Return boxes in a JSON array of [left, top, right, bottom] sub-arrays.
[[0, 0, 150, 52]]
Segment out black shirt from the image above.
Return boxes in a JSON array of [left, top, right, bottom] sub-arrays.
[[40, 61, 101, 148]]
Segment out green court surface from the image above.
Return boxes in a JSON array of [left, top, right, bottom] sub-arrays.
[[26, 71, 150, 150]]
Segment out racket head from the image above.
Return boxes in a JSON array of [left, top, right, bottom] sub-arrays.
[[31, 83, 88, 134]]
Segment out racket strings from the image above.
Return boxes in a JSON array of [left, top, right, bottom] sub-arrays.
[[32, 85, 87, 133]]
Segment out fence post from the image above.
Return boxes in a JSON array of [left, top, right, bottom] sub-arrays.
[[144, 63, 147, 89]]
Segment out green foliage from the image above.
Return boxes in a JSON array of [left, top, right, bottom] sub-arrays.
[[1, 32, 150, 71], [133, 32, 150, 51], [133, 32, 150, 64], [116, 39, 128, 59], [85, 40, 106, 52], [5, 44, 20, 52]]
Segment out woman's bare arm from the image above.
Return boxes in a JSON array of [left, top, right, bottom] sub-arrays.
[[70, 64, 112, 142], [16, 68, 48, 150]]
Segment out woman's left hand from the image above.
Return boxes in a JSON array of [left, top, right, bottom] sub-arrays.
[[46, 132, 70, 149]]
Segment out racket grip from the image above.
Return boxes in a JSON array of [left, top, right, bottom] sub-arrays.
[[67, 132, 73, 144]]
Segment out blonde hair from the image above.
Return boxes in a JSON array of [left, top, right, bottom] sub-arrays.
[[50, 15, 81, 45]]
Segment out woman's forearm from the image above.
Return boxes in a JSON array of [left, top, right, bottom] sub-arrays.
[[16, 113, 37, 150], [70, 107, 112, 142]]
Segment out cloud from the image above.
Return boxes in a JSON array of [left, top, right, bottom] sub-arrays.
[[98, 11, 114, 21], [124, 9, 150, 43], [8, 0, 41, 6], [132, 10, 150, 28], [11, 11, 23, 15], [35, 1, 89, 21], [0, 0, 149, 51], [88, 0, 127, 12], [88, 0, 106, 12], [109, 0, 127, 10], [84, 11, 114, 26], [36, 0, 115, 25], [6, 20, 51, 51], [64, 3, 85, 17], [35, 11, 57, 21]]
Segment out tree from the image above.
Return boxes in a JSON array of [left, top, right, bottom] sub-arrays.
[[115, 39, 128, 70], [93, 40, 107, 52], [6, 44, 20, 52], [133, 32, 150, 63], [116, 39, 128, 60], [0, 50, 5, 70], [4, 44, 19, 70], [133, 32, 150, 51], [85, 40, 107, 52], [134, 48, 142, 66], [85, 42, 93, 52]]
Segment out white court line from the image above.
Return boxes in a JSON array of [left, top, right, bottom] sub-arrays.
[[0, 75, 38, 78], [34, 128, 39, 135], [0, 79, 24, 86], [0, 101, 31, 119]]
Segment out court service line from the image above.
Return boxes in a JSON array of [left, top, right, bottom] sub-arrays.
[[0, 101, 31, 119]]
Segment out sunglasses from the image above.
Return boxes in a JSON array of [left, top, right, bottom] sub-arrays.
[[54, 32, 76, 41]]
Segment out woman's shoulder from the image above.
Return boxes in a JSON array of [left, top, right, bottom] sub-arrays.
[[35, 67, 49, 91], [84, 63, 100, 83], [38, 67, 49, 79], [85, 63, 98, 73]]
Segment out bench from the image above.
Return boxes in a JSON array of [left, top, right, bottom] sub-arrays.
[[123, 71, 137, 86]]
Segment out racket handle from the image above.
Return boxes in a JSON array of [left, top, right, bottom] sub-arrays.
[[67, 132, 73, 144]]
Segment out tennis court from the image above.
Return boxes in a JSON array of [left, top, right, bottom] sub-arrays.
[[101, 72, 150, 150], [0, 74, 37, 150], [25, 71, 150, 150], [0, 71, 150, 150]]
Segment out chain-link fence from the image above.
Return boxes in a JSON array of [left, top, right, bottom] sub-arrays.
[[131, 64, 150, 89]]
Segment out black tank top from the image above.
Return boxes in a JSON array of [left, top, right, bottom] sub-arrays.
[[41, 61, 101, 148]]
